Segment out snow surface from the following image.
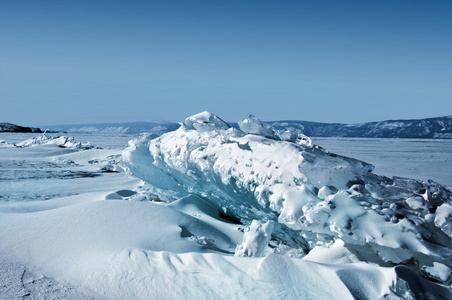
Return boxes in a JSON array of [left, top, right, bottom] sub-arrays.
[[1, 113, 452, 299]]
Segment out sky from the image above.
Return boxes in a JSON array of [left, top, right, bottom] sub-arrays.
[[0, 0, 451, 126]]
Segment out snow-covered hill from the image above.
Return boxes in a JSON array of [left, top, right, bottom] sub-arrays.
[[269, 115, 452, 139], [0, 122, 42, 133]]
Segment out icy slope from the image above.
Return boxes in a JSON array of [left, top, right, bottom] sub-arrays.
[[123, 112, 452, 285]]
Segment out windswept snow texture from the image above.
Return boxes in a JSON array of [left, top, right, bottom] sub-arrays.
[[1, 113, 452, 299]]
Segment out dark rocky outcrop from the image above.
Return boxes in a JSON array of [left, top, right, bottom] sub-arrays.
[[0, 123, 42, 133]]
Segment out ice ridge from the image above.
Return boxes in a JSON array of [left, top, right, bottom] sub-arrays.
[[122, 112, 452, 284]]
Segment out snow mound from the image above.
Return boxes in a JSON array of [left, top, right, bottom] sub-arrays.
[[235, 220, 274, 257], [15, 133, 96, 149], [123, 112, 452, 285], [0, 139, 14, 147]]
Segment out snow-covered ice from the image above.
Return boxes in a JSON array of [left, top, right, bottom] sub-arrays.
[[235, 220, 274, 257], [312, 137, 452, 188], [1, 113, 452, 299]]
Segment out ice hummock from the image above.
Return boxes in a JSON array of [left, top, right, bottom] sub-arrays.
[[239, 114, 313, 145], [183, 111, 230, 131], [123, 111, 452, 286], [235, 220, 274, 257], [14, 132, 96, 149], [238, 114, 277, 138]]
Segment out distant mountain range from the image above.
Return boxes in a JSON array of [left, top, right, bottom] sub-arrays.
[[42, 121, 180, 135], [0, 122, 42, 133], [4, 115, 452, 138], [268, 115, 452, 139]]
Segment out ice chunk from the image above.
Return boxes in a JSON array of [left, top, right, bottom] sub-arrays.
[[238, 114, 277, 138], [276, 129, 312, 146], [0, 140, 14, 148], [183, 111, 230, 132], [432, 203, 452, 236], [317, 185, 338, 199], [421, 262, 452, 283], [15, 133, 52, 147], [235, 220, 274, 257], [405, 196, 427, 210]]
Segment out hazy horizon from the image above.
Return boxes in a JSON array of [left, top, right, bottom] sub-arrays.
[[1, 1, 451, 126]]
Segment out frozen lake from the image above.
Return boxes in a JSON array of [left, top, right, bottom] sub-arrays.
[[312, 137, 452, 188], [1, 129, 451, 299]]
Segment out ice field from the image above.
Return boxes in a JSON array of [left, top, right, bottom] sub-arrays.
[[0, 113, 451, 299], [312, 137, 452, 188]]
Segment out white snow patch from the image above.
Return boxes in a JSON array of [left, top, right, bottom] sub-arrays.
[[235, 220, 274, 257]]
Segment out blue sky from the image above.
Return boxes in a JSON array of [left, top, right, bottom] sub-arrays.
[[0, 0, 451, 126]]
